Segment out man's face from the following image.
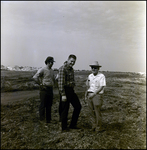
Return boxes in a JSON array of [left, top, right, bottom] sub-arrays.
[[67, 58, 76, 68], [91, 66, 99, 75], [47, 62, 54, 69]]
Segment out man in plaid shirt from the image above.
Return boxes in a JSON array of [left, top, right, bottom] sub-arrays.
[[58, 54, 82, 132]]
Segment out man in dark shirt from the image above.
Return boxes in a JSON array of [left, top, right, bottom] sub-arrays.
[[58, 54, 82, 132]]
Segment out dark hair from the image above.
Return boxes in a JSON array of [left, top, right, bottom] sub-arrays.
[[68, 54, 77, 60], [45, 56, 54, 65]]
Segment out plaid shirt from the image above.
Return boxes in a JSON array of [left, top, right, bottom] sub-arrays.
[[58, 62, 75, 96]]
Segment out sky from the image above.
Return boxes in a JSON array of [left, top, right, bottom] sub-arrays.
[[1, 1, 146, 72]]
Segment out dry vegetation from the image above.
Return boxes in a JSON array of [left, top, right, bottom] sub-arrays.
[[1, 70, 146, 149]]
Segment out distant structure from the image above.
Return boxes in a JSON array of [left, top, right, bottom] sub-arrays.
[[1, 65, 40, 71], [138, 72, 146, 77]]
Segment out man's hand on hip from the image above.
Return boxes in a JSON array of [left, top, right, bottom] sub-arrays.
[[88, 93, 96, 99], [85, 91, 88, 100], [62, 95, 67, 102]]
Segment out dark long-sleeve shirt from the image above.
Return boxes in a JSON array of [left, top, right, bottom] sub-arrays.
[[58, 62, 75, 96]]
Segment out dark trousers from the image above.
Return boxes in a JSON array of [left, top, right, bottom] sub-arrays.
[[39, 88, 53, 121], [59, 87, 82, 130]]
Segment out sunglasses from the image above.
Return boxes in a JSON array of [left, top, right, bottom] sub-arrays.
[[91, 66, 98, 69]]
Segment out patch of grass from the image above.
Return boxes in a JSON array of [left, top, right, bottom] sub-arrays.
[[1, 70, 146, 149]]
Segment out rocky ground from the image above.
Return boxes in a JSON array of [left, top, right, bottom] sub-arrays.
[[1, 70, 146, 149]]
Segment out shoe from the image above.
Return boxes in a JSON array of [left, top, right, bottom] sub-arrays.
[[59, 117, 61, 122], [90, 127, 96, 132], [46, 120, 51, 123], [40, 118, 45, 121], [69, 125, 81, 129], [62, 127, 70, 132], [95, 127, 105, 132]]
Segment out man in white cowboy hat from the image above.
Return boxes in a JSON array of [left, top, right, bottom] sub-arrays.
[[85, 61, 106, 132]]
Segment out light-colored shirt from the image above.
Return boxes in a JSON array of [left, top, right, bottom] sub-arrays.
[[33, 66, 55, 87], [86, 72, 106, 94]]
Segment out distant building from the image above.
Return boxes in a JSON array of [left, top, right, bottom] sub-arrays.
[[1, 65, 42, 71]]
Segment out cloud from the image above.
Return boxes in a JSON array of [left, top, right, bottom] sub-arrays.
[[1, 1, 146, 72]]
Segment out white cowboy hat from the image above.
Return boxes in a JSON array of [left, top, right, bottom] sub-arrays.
[[89, 61, 102, 67]]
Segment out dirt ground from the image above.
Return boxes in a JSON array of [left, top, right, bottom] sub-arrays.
[[1, 90, 39, 105], [1, 70, 146, 149], [1, 89, 59, 105]]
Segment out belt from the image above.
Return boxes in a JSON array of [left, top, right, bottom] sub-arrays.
[[64, 86, 74, 88], [40, 86, 53, 90]]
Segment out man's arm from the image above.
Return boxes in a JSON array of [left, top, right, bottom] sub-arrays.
[[93, 86, 104, 95], [88, 86, 104, 99], [52, 71, 57, 87], [33, 69, 43, 85], [58, 67, 66, 96], [85, 76, 90, 98], [85, 76, 90, 90]]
